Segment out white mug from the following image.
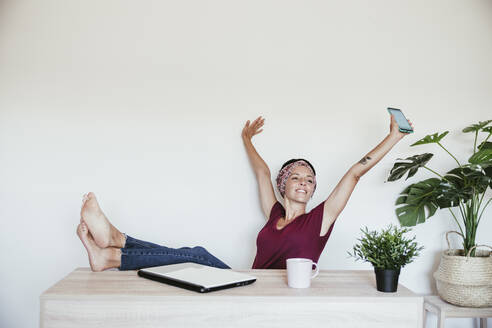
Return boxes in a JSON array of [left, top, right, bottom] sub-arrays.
[[286, 258, 319, 288]]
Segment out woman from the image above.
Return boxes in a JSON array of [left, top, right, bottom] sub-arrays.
[[77, 114, 413, 271], [242, 114, 413, 269]]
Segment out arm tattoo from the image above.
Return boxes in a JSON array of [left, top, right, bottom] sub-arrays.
[[359, 156, 372, 165]]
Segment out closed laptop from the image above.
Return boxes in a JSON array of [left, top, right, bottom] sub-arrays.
[[138, 263, 257, 293]]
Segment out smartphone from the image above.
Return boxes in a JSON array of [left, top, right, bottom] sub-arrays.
[[387, 107, 413, 133]]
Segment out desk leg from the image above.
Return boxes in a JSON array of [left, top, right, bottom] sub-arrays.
[[423, 309, 427, 328], [480, 318, 487, 328], [437, 313, 445, 328]]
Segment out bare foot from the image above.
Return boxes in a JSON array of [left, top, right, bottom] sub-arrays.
[[80, 192, 124, 249], [77, 223, 120, 272]]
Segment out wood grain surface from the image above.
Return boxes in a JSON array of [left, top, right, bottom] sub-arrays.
[[40, 268, 423, 328]]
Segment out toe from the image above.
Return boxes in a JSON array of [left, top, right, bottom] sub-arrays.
[[76, 224, 83, 237], [82, 194, 89, 206]]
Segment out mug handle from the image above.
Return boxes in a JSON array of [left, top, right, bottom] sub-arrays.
[[311, 262, 319, 279]]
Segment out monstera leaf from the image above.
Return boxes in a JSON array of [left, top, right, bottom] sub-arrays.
[[395, 178, 441, 226], [411, 132, 449, 146], [476, 141, 492, 186], [478, 141, 492, 150], [435, 167, 490, 208], [474, 141, 492, 166], [461, 167, 490, 193], [462, 120, 492, 133], [387, 153, 433, 182], [468, 148, 492, 168], [436, 181, 473, 208], [482, 126, 492, 134]]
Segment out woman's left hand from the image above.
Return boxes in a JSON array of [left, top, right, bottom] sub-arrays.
[[389, 114, 414, 140]]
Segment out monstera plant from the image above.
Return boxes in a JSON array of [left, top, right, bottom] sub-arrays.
[[387, 120, 492, 256]]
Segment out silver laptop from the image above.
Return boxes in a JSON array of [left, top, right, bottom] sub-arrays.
[[138, 263, 257, 293]]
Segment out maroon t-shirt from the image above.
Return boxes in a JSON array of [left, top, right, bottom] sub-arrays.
[[252, 201, 335, 269]]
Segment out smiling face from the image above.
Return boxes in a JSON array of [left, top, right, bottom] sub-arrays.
[[283, 165, 315, 204]]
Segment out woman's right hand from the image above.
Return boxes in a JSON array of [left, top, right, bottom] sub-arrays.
[[242, 116, 265, 141]]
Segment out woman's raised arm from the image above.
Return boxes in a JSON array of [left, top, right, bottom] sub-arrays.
[[242, 116, 277, 219], [319, 115, 414, 236]]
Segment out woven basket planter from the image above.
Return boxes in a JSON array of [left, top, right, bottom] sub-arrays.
[[433, 231, 492, 308]]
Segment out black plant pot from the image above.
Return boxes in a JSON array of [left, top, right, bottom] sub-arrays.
[[374, 268, 400, 292]]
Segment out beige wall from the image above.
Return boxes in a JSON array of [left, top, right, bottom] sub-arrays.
[[1, 0, 491, 327]]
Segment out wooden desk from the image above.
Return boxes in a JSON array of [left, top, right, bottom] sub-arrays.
[[40, 268, 423, 328]]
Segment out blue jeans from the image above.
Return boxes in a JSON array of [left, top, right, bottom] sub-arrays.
[[119, 235, 231, 270]]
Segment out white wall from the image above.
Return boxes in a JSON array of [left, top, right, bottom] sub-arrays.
[[1, 0, 492, 327]]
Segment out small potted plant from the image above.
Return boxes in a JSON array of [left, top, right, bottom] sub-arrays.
[[348, 225, 423, 292]]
